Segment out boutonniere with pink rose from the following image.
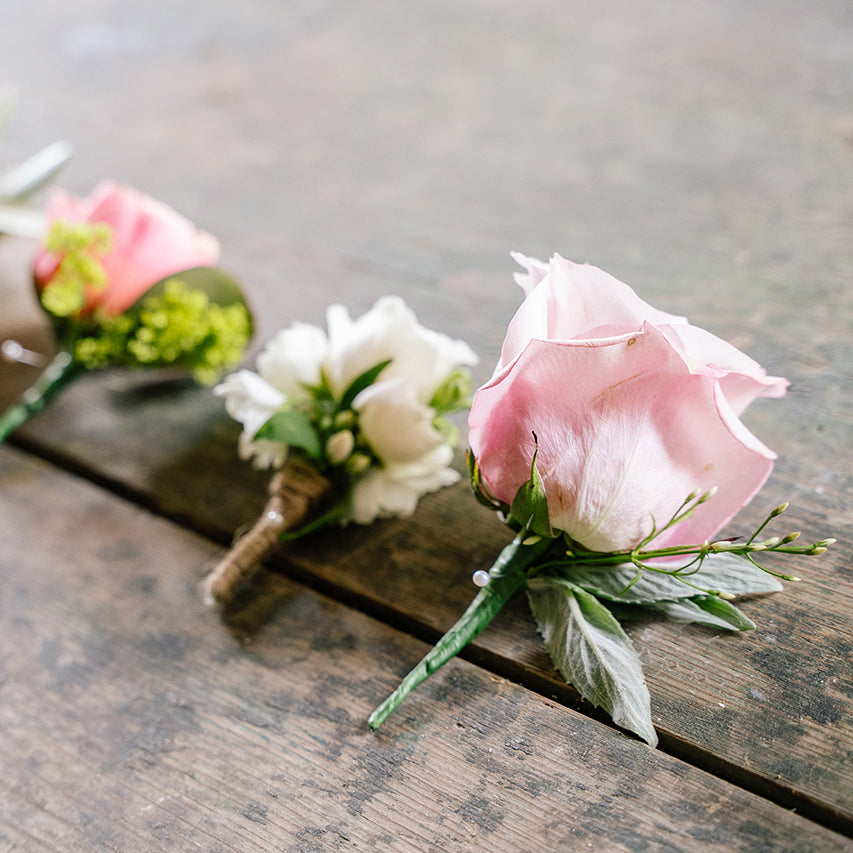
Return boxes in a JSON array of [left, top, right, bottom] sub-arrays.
[[368, 253, 833, 745], [0, 181, 253, 442], [204, 296, 478, 605]]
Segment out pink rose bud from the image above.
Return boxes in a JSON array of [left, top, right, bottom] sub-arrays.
[[468, 254, 789, 552], [34, 180, 220, 317]]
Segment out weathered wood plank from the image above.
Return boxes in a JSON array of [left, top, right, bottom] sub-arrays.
[[1, 0, 851, 842], [2, 277, 849, 835], [1, 445, 850, 852]]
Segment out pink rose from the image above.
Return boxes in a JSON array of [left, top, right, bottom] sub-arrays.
[[468, 253, 789, 552], [34, 180, 220, 316]]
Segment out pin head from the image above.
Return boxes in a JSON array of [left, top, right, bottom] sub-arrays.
[[1, 340, 47, 367]]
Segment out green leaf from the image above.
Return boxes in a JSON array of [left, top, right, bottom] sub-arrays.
[[510, 436, 552, 537], [691, 595, 756, 630], [645, 595, 755, 631], [278, 498, 351, 541], [66, 274, 252, 383], [138, 266, 253, 328], [255, 410, 323, 460], [429, 367, 472, 414], [527, 578, 657, 746], [339, 358, 391, 411], [567, 551, 782, 604]]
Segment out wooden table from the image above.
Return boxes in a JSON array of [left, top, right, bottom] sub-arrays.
[[1, 2, 850, 850]]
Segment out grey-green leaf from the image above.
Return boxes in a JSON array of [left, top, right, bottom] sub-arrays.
[[0, 89, 15, 137], [0, 140, 73, 202], [528, 578, 657, 746], [568, 551, 782, 604], [140, 266, 251, 309], [0, 203, 44, 238], [646, 595, 755, 631]]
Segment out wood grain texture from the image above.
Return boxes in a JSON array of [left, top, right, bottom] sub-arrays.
[[1, 445, 850, 853], [1, 0, 851, 847], [2, 295, 848, 833]]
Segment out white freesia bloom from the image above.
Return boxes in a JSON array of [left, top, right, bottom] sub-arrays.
[[355, 378, 446, 465], [215, 370, 287, 468], [349, 444, 461, 524], [256, 323, 327, 398], [216, 369, 284, 434], [215, 295, 478, 525], [325, 296, 477, 401]]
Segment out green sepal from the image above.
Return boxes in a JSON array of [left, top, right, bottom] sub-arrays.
[[255, 409, 323, 461], [338, 358, 391, 411], [466, 449, 507, 511], [510, 436, 553, 537]]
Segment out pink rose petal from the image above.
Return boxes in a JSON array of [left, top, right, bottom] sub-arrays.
[[34, 181, 220, 317], [470, 324, 776, 552]]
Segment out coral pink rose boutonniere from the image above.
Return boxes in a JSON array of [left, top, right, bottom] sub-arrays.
[[0, 181, 252, 442], [369, 253, 833, 745]]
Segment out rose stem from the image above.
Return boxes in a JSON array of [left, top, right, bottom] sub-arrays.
[[203, 456, 331, 607], [0, 351, 84, 443], [368, 535, 555, 730]]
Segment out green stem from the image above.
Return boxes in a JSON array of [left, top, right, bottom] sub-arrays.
[[0, 351, 84, 443], [560, 538, 821, 568], [368, 535, 556, 730]]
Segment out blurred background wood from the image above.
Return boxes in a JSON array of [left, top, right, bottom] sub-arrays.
[[1, 0, 850, 849]]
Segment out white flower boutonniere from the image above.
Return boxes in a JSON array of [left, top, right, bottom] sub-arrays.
[[204, 295, 478, 605]]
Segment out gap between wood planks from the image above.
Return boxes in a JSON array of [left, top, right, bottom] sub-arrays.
[[8, 431, 852, 841]]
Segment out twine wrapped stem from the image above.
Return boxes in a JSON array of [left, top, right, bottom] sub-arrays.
[[203, 456, 332, 606]]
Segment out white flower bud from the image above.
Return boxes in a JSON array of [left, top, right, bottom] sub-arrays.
[[334, 410, 356, 430], [346, 452, 372, 476], [326, 430, 355, 465]]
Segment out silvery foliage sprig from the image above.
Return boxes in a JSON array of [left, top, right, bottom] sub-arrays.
[[0, 92, 72, 238], [369, 448, 833, 745]]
